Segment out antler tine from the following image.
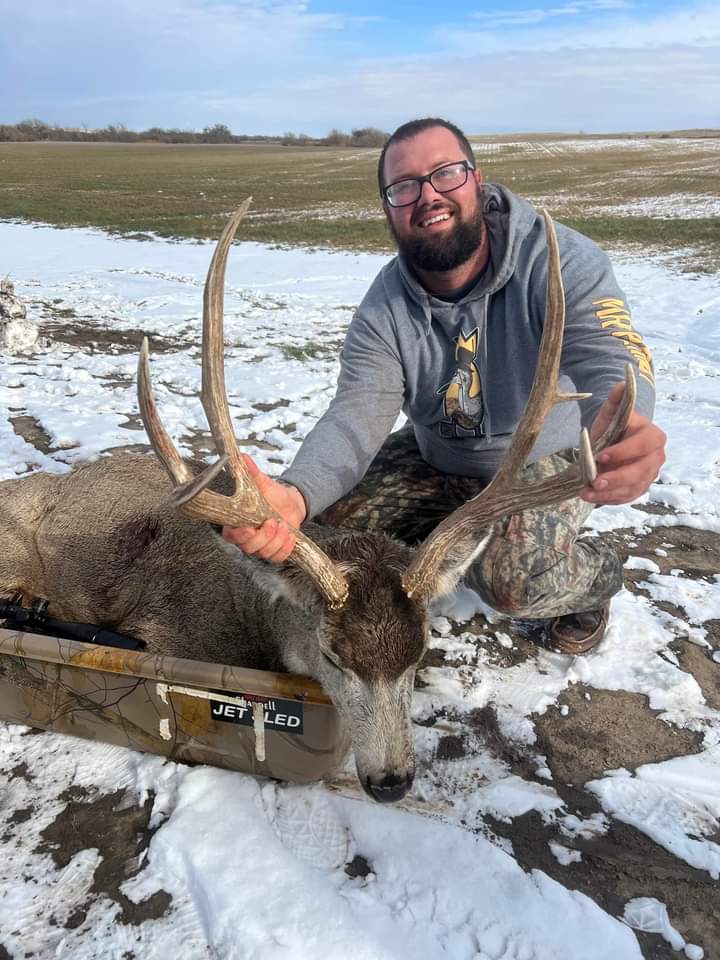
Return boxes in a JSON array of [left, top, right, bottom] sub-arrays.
[[137, 201, 349, 609], [195, 198, 271, 521], [202, 197, 253, 471], [138, 333, 238, 511], [402, 211, 635, 601], [137, 336, 194, 486], [484, 209, 591, 493], [594, 362, 637, 452]]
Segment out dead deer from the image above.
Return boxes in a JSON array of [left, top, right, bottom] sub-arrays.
[[0, 200, 635, 802]]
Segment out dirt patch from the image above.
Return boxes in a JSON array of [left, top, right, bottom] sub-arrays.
[[10, 415, 54, 455], [466, 705, 539, 781], [36, 787, 171, 929], [435, 734, 467, 761], [345, 854, 372, 879], [169, 425, 281, 463], [704, 620, 720, 647], [677, 643, 720, 710], [118, 414, 150, 434], [534, 686, 703, 784], [418, 648, 448, 675], [2, 805, 34, 843], [605, 519, 720, 668], [436, 684, 702, 800], [612, 523, 720, 585], [253, 399, 290, 412], [434, 614, 545, 670], [6, 806, 33, 827], [10, 761, 34, 781], [38, 310, 189, 357], [488, 806, 718, 960], [634, 502, 677, 517]]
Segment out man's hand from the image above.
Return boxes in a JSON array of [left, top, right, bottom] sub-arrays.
[[222, 455, 307, 563], [581, 381, 666, 505]]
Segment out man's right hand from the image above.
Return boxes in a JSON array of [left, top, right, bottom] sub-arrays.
[[222, 454, 307, 563]]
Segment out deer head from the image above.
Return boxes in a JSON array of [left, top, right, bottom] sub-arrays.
[[137, 200, 635, 803]]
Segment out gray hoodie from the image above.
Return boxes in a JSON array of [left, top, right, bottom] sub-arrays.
[[282, 184, 655, 518]]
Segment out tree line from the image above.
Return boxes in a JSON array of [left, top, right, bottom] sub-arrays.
[[281, 128, 388, 147], [1, 120, 389, 147]]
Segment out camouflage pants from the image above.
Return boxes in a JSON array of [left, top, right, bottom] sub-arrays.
[[316, 427, 623, 618]]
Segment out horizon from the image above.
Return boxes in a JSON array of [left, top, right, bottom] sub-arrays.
[[3, 122, 720, 140]]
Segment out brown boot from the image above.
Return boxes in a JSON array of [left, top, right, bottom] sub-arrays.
[[547, 603, 610, 655]]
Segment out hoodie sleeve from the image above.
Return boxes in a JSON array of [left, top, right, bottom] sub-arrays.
[[280, 298, 405, 518], [547, 224, 656, 429]]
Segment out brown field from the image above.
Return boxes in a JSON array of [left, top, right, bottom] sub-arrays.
[[0, 133, 718, 269]]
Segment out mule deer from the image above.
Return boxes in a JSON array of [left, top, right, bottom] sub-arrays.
[[0, 200, 635, 802]]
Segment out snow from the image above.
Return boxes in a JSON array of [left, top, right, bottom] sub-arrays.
[[624, 898, 705, 957], [548, 840, 582, 866], [594, 194, 720, 220], [590, 746, 720, 879], [2, 218, 720, 957], [471, 138, 720, 157]]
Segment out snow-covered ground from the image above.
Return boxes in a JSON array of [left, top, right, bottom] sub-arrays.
[[1, 220, 719, 959], [471, 138, 720, 157], [591, 194, 720, 220]]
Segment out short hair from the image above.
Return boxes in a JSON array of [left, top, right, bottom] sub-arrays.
[[377, 118, 476, 196]]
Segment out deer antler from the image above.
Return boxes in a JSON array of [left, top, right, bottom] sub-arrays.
[[402, 209, 636, 601], [137, 200, 349, 609]]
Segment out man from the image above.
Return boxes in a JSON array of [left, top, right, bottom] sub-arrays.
[[224, 118, 666, 653]]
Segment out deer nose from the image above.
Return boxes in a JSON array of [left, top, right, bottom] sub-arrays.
[[366, 772, 413, 804]]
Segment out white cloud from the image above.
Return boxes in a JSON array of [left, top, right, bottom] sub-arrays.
[[443, 1, 720, 53], [475, 0, 634, 29]]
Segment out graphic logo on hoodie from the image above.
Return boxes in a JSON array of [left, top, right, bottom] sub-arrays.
[[439, 327, 484, 431], [592, 298, 655, 385]]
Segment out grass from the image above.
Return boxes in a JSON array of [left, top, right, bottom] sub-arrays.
[[1, 135, 718, 268], [0, 141, 383, 246], [563, 217, 720, 273]]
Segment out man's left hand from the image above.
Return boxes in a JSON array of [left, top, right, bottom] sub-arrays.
[[581, 381, 667, 505]]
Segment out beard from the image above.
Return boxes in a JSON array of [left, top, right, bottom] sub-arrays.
[[389, 191, 485, 273]]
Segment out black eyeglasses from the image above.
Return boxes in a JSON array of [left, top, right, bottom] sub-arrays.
[[382, 160, 475, 208]]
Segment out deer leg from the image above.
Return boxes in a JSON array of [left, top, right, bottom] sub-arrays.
[[464, 450, 624, 619]]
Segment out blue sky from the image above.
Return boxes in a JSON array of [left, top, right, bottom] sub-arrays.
[[2, 0, 718, 134]]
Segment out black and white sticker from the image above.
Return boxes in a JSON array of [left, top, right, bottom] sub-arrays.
[[210, 694, 304, 735]]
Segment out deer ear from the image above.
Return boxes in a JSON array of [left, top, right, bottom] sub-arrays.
[[246, 557, 328, 613], [425, 530, 494, 599]]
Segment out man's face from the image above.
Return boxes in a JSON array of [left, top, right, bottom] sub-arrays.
[[382, 126, 484, 273]]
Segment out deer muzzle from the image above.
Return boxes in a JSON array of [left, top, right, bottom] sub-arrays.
[[347, 673, 416, 804]]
